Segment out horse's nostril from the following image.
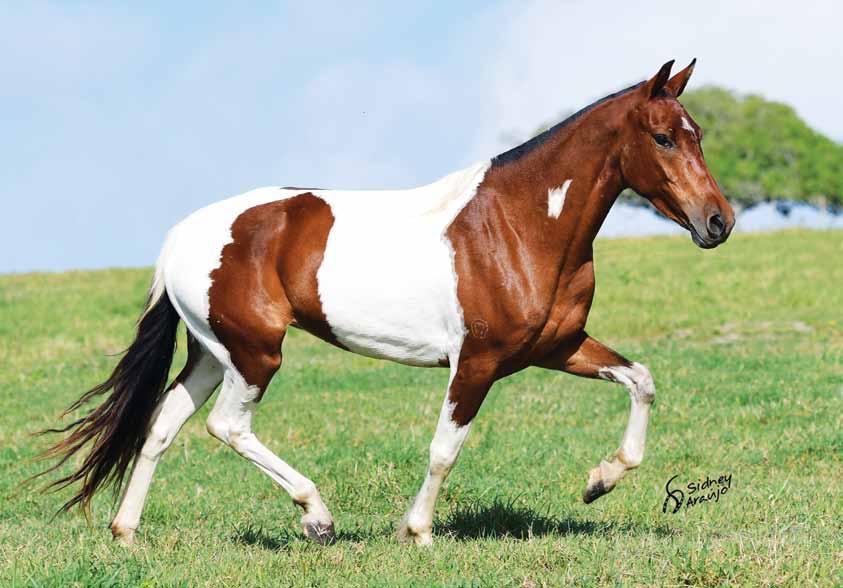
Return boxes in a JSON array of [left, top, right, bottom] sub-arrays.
[[707, 213, 725, 238]]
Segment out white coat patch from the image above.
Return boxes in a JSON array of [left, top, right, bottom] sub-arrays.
[[154, 162, 489, 371], [315, 162, 490, 366], [548, 179, 572, 219], [160, 187, 303, 370]]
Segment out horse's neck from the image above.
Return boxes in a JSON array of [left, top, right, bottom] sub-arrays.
[[487, 119, 626, 268]]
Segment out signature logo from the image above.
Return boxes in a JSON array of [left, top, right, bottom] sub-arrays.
[[663, 472, 733, 514]]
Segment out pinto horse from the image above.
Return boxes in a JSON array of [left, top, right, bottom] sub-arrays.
[[40, 60, 733, 546]]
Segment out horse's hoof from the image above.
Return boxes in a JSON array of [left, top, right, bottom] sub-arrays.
[[110, 525, 136, 546], [396, 522, 433, 546], [582, 479, 609, 504], [302, 520, 336, 545], [582, 463, 618, 504]]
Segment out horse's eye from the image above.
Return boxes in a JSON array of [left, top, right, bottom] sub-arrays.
[[653, 133, 673, 148]]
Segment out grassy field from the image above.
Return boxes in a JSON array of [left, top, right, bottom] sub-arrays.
[[1, 230, 841, 587]]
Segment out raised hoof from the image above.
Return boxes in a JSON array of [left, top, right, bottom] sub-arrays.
[[582, 459, 624, 504], [582, 479, 611, 504], [302, 521, 336, 545]]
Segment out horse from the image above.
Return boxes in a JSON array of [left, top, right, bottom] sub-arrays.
[[39, 59, 734, 546]]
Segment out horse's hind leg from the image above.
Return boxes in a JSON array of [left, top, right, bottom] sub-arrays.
[[205, 333, 336, 545], [111, 335, 223, 544]]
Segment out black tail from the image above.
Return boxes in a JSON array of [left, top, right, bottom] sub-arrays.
[[34, 290, 180, 515]]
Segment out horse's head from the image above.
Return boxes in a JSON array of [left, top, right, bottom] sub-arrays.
[[619, 60, 734, 249]]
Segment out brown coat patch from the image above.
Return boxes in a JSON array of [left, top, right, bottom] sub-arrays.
[[208, 193, 340, 394], [443, 73, 728, 424]]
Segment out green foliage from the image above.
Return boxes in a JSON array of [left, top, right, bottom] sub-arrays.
[[682, 87, 843, 206], [1, 231, 842, 586]]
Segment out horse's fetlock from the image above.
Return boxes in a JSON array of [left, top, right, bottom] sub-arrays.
[[617, 448, 643, 469], [292, 480, 319, 507], [406, 515, 431, 537]]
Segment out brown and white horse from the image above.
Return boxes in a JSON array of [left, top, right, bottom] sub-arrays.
[[41, 60, 733, 546]]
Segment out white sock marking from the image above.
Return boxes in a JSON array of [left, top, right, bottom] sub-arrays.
[[402, 361, 469, 541], [597, 362, 655, 468]]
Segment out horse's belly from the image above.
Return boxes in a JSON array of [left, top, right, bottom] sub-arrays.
[[316, 222, 464, 367]]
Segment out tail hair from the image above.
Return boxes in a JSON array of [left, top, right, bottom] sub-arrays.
[[34, 287, 181, 516]]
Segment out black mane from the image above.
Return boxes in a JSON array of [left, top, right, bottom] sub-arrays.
[[491, 82, 643, 167]]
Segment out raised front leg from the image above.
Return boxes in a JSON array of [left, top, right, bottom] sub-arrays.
[[538, 333, 655, 503]]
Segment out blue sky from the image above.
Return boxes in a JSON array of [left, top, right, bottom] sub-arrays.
[[2, 0, 841, 273]]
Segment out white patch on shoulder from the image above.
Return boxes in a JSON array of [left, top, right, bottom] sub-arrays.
[[681, 116, 696, 135], [548, 179, 572, 219], [315, 161, 490, 366]]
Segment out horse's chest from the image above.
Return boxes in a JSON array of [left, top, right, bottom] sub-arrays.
[[316, 214, 464, 367], [532, 263, 596, 352]]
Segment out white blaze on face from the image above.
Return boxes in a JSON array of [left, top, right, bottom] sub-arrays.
[[548, 179, 572, 219], [681, 116, 696, 136]]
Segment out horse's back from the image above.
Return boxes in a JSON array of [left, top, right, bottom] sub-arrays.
[[160, 162, 490, 368]]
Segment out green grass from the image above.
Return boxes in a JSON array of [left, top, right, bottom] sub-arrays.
[[1, 230, 841, 587]]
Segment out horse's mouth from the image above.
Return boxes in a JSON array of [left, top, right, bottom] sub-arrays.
[[690, 226, 722, 249]]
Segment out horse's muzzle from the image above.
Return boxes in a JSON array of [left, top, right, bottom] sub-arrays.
[[690, 217, 733, 249], [688, 201, 735, 249]]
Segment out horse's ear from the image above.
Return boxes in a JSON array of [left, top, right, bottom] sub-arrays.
[[641, 60, 675, 99], [665, 58, 696, 97]]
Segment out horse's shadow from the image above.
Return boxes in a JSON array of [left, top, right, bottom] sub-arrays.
[[438, 500, 603, 540], [436, 498, 670, 541], [233, 525, 371, 551], [233, 498, 669, 550]]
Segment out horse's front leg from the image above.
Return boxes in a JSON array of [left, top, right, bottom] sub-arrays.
[[538, 332, 655, 503], [397, 358, 497, 545]]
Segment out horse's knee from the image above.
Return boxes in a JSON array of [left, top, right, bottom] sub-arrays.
[[629, 362, 655, 404], [599, 362, 655, 404]]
